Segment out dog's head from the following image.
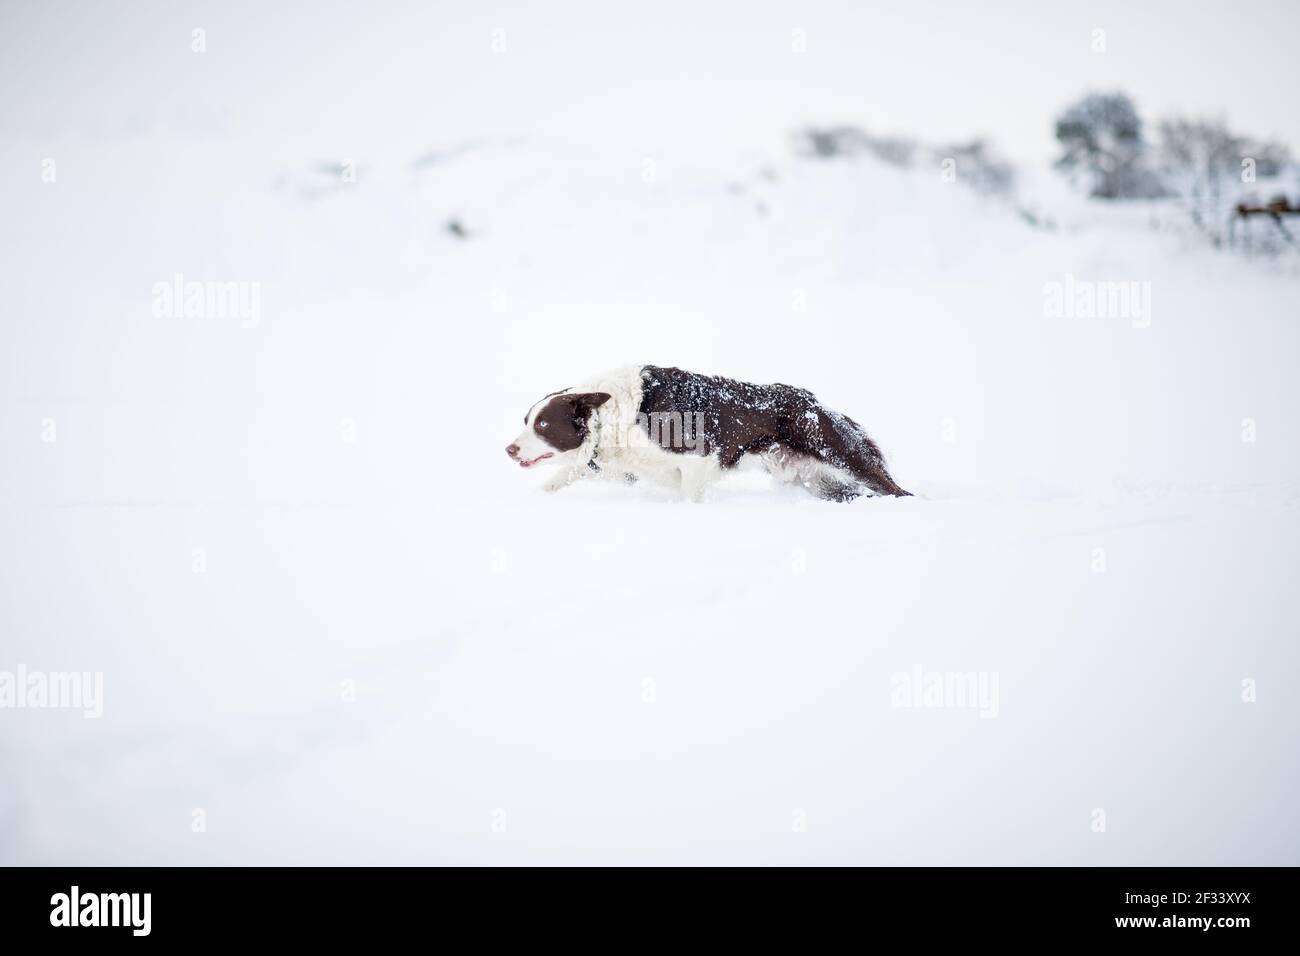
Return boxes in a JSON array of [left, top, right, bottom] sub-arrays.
[[506, 390, 612, 468]]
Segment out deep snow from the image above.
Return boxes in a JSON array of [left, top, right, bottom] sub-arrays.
[[2, 112, 1299, 863]]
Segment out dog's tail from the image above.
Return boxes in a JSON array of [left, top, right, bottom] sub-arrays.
[[858, 458, 912, 497], [842, 425, 911, 497], [788, 400, 912, 497]]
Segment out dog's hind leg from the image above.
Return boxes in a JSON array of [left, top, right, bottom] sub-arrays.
[[811, 471, 865, 502], [760, 444, 864, 502]]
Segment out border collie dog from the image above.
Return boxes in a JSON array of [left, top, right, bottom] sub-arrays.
[[506, 366, 910, 502]]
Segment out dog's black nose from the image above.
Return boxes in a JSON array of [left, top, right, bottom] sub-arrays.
[[506, 444, 520, 459]]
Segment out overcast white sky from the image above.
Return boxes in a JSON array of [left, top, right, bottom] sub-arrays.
[[2, 0, 1297, 163]]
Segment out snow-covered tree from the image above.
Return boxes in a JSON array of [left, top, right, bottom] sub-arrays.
[[1157, 116, 1293, 246], [1054, 92, 1167, 199], [936, 139, 1015, 195]]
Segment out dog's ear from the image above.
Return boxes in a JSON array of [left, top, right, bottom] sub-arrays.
[[570, 392, 611, 416]]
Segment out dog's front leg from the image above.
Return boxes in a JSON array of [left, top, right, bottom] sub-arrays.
[[541, 467, 581, 493], [678, 457, 720, 503]]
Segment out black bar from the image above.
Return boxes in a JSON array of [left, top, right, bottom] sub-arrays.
[[0, 867, 1284, 943]]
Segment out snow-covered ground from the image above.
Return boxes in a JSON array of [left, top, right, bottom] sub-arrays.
[[2, 11, 1299, 865]]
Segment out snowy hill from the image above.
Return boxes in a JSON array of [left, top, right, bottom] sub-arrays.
[[1, 130, 1297, 865]]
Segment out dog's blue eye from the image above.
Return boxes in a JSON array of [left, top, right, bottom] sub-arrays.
[[538, 421, 548, 429]]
